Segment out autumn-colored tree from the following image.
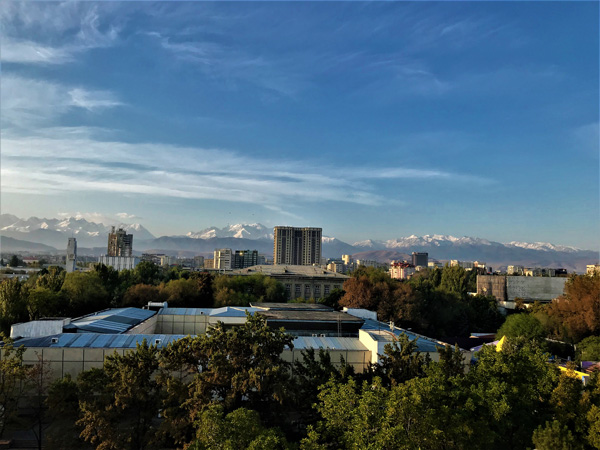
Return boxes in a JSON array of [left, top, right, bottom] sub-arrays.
[[547, 274, 600, 342], [339, 276, 379, 310]]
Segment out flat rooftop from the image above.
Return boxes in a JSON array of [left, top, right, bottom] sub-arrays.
[[231, 265, 350, 279], [257, 310, 364, 323], [63, 308, 156, 334], [250, 302, 334, 311]]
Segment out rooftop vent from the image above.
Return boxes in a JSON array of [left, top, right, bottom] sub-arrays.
[[51, 337, 59, 344], [155, 339, 162, 345]]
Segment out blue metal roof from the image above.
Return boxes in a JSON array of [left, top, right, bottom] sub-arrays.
[[64, 308, 156, 334], [159, 306, 259, 317], [11, 333, 189, 349]]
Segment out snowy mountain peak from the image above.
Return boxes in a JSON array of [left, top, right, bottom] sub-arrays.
[[187, 223, 272, 240]]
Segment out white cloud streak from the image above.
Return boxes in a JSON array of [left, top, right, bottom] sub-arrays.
[[0, 3, 120, 65], [1, 75, 123, 127], [1, 128, 493, 212]]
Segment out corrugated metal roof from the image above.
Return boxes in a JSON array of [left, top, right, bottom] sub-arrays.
[[10, 333, 190, 349], [159, 306, 259, 317], [64, 308, 156, 334]]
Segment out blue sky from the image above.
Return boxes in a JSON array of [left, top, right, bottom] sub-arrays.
[[1, 2, 598, 249]]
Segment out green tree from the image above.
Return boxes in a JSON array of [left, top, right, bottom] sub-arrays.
[[34, 266, 65, 292], [438, 265, 474, 298], [368, 333, 429, 386], [532, 420, 581, 450], [161, 278, 203, 307], [577, 336, 600, 362], [122, 283, 165, 308], [158, 313, 294, 445], [189, 405, 291, 450], [213, 274, 286, 306], [0, 278, 29, 334], [27, 287, 67, 320], [45, 375, 84, 450], [133, 261, 161, 285], [189, 272, 214, 307], [0, 335, 28, 438], [291, 348, 355, 426], [77, 341, 162, 450], [496, 312, 546, 343], [468, 338, 559, 449], [8, 255, 20, 267], [61, 272, 110, 317]]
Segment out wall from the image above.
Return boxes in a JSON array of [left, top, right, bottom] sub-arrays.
[[477, 275, 506, 302], [506, 277, 567, 302], [125, 315, 158, 335]]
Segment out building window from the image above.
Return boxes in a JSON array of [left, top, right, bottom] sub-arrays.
[[304, 284, 311, 297], [324, 285, 330, 295], [295, 284, 301, 298], [314, 285, 321, 297], [334, 285, 340, 290]]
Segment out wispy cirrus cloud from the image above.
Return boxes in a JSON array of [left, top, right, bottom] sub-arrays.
[[0, 3, 120, 65], [1, 75, 123, 128]]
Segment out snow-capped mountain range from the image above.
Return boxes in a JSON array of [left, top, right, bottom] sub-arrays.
[[186, 224, 273, 240], [0, 214, 596, 273], [351, 235, 582, 253], [0, 214, 155, 248]]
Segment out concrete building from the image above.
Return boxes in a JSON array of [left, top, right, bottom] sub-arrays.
[[98, 255, 139, 271], [355, 259, 386, 269], [233, 250, 258, 269], [477, 275, 567, 310], [231, 265, 348, 300], [389, 262, 415, 280], [204, 258, 215, 269], [3, 304, 466, 381], [507, 265, 524, 275], [273, 226, 322, 266], [213, 249, 232, 270], [411, 252, 428, 268], [107, 227, 133, 257], [428, 261, 443, 269], [66, 237, 77, 273], [194, 256, 205, 268]]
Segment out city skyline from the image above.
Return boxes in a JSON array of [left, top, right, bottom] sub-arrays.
[[1, 2, 598, 250]]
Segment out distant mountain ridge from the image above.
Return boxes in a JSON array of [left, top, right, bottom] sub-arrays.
[[0, 214, 155, 248], [0, 214, 596, 273]]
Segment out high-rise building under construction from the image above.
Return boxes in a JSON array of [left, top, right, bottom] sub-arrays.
[[107, 226, 133, 257]]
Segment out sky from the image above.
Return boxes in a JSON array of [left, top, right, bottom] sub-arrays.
[[1, 2, 598, 249]]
